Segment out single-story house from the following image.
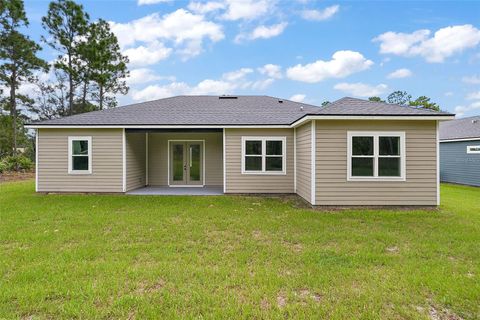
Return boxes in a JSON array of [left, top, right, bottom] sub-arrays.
[[439, 116, 480, 186], [26, 95, 454, 206]]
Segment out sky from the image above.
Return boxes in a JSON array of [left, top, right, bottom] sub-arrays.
[[21, 0, 480, 117]]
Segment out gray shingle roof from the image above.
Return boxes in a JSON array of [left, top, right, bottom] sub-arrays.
[[440, 116, 480, 140], [28, 95, 454, 127], [316, 97, 453, 116]]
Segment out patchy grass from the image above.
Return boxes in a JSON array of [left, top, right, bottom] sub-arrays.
[[0, 181, 479, 319]]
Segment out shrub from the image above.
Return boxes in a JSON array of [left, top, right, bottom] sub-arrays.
[[0, 155, 34, 172]]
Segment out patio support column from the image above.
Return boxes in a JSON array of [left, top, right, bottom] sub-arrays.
[[311, 120, 316, 205], [223, 128, 226, 193], [145, 132, 149, 186], [122, 128, 126, 192]]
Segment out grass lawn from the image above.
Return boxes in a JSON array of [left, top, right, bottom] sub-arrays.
[[1, 181, 479, 319]]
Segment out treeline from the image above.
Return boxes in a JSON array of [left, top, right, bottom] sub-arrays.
[[0, 0, 129, 161]]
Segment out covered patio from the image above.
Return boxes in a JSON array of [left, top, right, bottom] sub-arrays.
[[125, 129, 224, 194]]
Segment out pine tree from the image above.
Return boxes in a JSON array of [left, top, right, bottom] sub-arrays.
[[41, 0, 89, 115], [80, 19, 129, 110], [0, 0, 47, 156]]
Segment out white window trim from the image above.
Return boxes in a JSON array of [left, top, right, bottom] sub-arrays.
[[241, 136, 286, 175], [68, 136, 92, 174], [347, 131, 406, 182], [467, 145, 480, 154]]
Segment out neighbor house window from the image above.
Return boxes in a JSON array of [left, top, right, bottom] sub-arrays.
[[347, 132, 405, 181], [242, 137, 286, 174], [467, 146, 480, 154], [68, 136, 92, 174]]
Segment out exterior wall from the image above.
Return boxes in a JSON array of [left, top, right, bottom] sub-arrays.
[[148, 132, 223, 186], [315, 120, 438, 206], [224, 128, 295, 193], [126, 132, 146, 191], [37, 128, 123, 192], [440, 140, 480, 186], [295, 122, 312, 202]]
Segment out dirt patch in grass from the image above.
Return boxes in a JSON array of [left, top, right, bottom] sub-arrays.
[[428, 304, 464, 320], [0, 170, 34, 183]]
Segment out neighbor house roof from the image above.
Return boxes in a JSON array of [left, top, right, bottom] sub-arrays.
[[27, 95, 454, 127], [440, 115, 480, 141]]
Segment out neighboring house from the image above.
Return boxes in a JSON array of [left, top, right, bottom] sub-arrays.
[[439, 116, 480, 187], [26, 96, 454, 206]]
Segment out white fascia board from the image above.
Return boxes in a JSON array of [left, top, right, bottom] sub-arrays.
[[25, 115, 456, 130], [440, 137, 480, 143], [24, 124, 292, 129]]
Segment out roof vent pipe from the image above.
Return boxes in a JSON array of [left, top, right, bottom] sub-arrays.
[[473, 119, 478, 124], [300, 106, 304, 111]]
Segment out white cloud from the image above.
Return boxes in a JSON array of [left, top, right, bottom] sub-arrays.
[[286, 50, 373, 83], [110, 9, 224, 59], [131, 65, 276, 101], [387, 68, 413, 79], [221, 0, 273, 21], [462, 75, 480, 85], [444, 91, 454, 97], [251, 78, 274, 90], [454, 101, 480, 117], [236, 22, 287, 42], [301, 5, 339, 21], [187, 1, 225, 14], [138, 0, 170, 5], [334, 82, 388, 97], [466, 91, 480, 100], [289, 94, 306, 102], [373, 25, 480, 63], [127, 68, 175, 85], [123, 41, 172, 66], [222, 68, 253, 81], [258, 64, 282, 79]]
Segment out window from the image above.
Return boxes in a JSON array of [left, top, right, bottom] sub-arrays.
[[347, 132, 405, 181], [242, 137, 286, 174], [467, 145, 480, 154], [68, 136, 92, 174]]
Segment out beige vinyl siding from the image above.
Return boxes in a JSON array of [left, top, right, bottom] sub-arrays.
[[295, 122, 312, 202], [225, 128, 294, 193], [126, 132, 146, 191], [148, 132, 223, 186], [37, 128, 123, 192], [315, 120, 438, 206]]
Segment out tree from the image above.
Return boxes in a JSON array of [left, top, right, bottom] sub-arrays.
[[28, 70, 69, 120], [80, 19, 129, 110], [42, 0, 89, 115], [387, 91, 412, 105], [321, 101, 330, 107], [409, 95, 440, 111], [368, 96, 385, 102], [0, 0, 47, 155]]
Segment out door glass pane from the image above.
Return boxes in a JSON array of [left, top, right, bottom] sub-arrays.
[[352, 137, 373, 155], [189, 144, 201, 181], [173, 144, 184, 181], [246, 141, 262, 155], [245, 156, 262, 171], [73, 156, 88, 170], [351, 157, 374, 176], [266, 157, 282, 171], [72, 140, 88, 155], [379, 137, 400, 155], [266, 141, 282, 155], [379, 157, 400, 176]]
